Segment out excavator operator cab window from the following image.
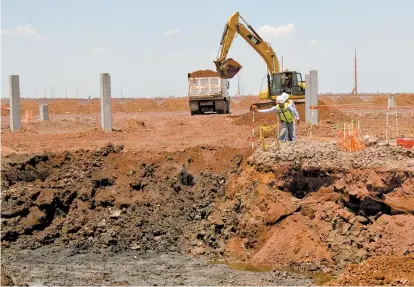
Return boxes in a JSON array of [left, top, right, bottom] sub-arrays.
[[291, 72, 304, 95], [270, 73, 282, 94], [294, 72, 304, 86], [292, 73, 299, 86]]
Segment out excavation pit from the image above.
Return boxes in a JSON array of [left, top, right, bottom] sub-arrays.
[[1, 141, 413, 285]]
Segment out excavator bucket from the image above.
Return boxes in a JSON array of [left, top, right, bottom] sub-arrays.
[[215, 58, 242, 79]]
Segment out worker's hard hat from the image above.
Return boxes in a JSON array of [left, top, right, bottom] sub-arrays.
[[276, 96, 284, 103], [280, 92, 289, 102]]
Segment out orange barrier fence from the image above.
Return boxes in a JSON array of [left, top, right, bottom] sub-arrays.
[[336, 120, 366, 152], [309, 101, 413, 144], [24, 110, 33, 122]]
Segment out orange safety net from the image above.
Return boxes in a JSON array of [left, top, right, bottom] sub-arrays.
[[337, 121, 366, 152]]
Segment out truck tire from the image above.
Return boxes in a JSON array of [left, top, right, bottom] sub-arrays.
[[189, 101, 200, 116], [215, 100, 226, 114], [226, 101, 230, 113], [222, 101, 228, 114]]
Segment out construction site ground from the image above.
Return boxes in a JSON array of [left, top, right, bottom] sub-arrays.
[[1, 94, 414, 286]]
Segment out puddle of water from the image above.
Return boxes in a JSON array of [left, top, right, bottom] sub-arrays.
[[208, 260, 273, 272], [312, 272, 334, 285], [208, 260, 335, 285]]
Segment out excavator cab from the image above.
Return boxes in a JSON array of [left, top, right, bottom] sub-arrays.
[[270, 71, 305, 102]]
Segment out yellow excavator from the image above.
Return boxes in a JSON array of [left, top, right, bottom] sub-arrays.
[[214, 12, 305, 109]]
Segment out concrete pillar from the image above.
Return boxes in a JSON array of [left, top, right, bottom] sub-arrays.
[[310, 70, 319, 125], [305, 70, 319, 125], [100, 73, 112, 132], [388, 95, 395, 108], [9, 75, 21, 132], [39, 104, 49, 120], [305, 74, 310, 123]]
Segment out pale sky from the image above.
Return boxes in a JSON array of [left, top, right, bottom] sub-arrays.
[[1, 0, 414, 98]]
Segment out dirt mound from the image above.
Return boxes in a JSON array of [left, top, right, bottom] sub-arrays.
[[318, 100, 351, 123], [230, 104, 305, 127], [396, 93, 414, 105], [121, 119, 152, 133], [188, 70, 220, 78], [231, 111, 277, 127], [328, 255, 414, 286], [318, 93, 414, 107], [251, 212, 333, 267]]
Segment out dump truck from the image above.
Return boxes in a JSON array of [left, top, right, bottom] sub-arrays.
[[187, 69, 231, 115]]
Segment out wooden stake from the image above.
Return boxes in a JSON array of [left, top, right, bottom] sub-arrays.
[[386, 108, 389, 144], [251, 110, 255, 149]]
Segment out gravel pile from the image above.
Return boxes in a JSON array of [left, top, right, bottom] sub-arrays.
[[249, 140, 414, 170]]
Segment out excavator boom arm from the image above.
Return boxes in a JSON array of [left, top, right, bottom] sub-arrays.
[[215, 12, 280, 77]]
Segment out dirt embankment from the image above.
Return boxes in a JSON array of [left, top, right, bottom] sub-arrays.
[[1, 143, 251, 253], [189, 141, 414, 277], [1, 98, 191, 116], [3, 94, 412, 117]]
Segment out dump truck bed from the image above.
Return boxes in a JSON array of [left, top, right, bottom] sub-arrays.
[[188, 77, 228, 99], [187, 75, 230, 115]]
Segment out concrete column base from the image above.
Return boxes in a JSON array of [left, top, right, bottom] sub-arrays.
[[100, 73, 112, 132], [39, 104, 49, 121], [305, 70, 319, 125], [9, 75, 21, 132]]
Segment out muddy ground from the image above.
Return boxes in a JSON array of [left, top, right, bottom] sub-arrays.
[[2, 247, 313, 286], [1, 94, 414, 286]]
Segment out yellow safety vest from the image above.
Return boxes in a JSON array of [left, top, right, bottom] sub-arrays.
[[276, 103, 294, 123]]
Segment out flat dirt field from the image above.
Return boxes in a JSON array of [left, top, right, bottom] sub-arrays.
[[1, 94, 414, 286]]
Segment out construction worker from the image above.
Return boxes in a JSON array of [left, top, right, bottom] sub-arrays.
[[281, 74, 290, 93], [252, 92, 299, 142]]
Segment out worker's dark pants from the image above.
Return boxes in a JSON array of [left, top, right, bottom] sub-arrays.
[[279, 121, 296, 142]]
